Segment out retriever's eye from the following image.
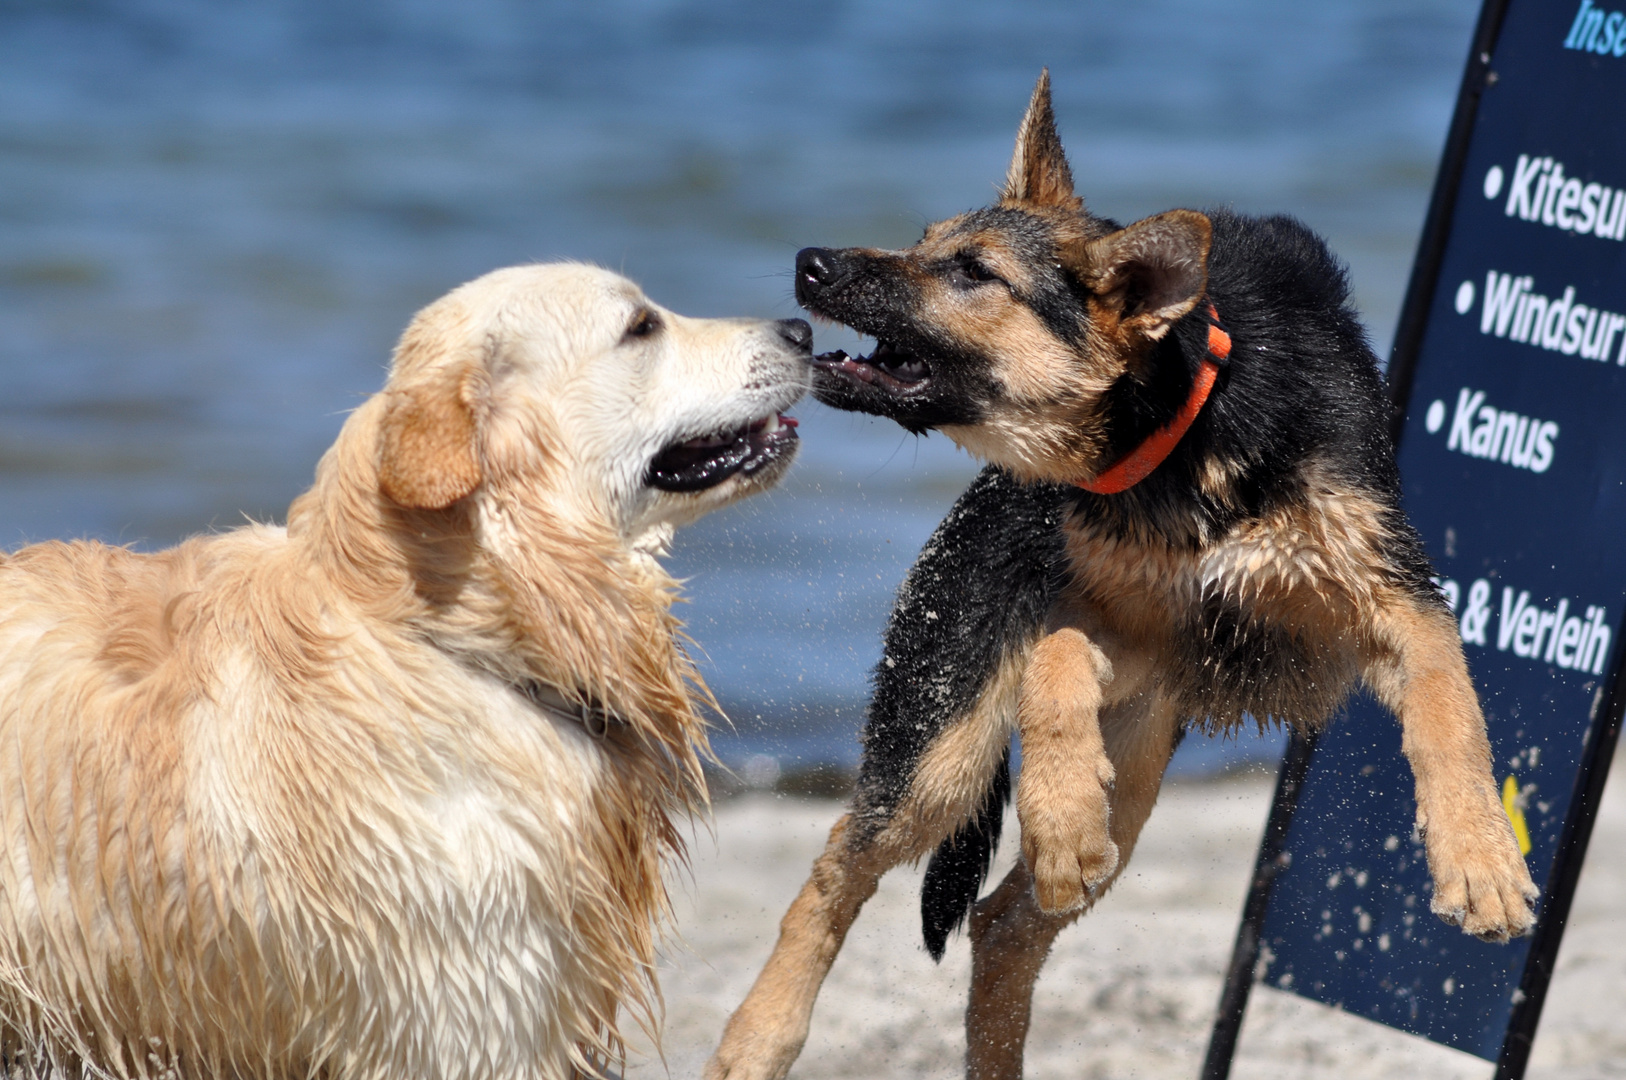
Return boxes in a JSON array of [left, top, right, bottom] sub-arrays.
[[623, 309, 661, 341]]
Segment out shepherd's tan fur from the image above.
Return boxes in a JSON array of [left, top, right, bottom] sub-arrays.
[[0, 263, 807, 1080]]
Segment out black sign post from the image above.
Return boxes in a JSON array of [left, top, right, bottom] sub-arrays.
[[1203, 1, 1626, 1076]]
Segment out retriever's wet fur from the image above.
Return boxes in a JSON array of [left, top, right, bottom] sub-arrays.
[[0, 264, 808, 1080]]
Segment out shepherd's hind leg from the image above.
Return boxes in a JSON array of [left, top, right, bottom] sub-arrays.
[[967, 694, 1180, 1080], [1364, 595, 1537, 942], [964, 860, 1074, 1080], [707, 660, 1025, 1080], [705, 811, 889, 1080]]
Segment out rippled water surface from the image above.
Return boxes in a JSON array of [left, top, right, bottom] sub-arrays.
[[0, 0, 1480, 775]]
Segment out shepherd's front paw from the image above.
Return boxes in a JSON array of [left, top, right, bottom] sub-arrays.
[[1424, 804, 1539, 943], [1018, 754, 1117, 914]]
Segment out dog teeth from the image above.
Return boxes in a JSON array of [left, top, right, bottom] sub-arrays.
[[747, 413, 798, 435]]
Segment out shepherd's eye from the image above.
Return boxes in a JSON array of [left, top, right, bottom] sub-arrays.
[[623, 309, 661, 341], [953, 259, 1002, 286]]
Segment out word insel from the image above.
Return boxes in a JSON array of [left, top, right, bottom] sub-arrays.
[[1445, 388, 1558, 473], [1479, 271, 1626, 362], [1564, 0, 1626, 58], [1503, 155, 1626, 239]]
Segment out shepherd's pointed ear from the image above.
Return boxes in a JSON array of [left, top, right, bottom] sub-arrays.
[[1068, 209, 1212, 341], [1001, 70, 1081, 211], [377, 312, 485, 510]]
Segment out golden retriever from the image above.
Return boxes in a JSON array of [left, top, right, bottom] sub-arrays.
[[0, 263, 810, 1080]]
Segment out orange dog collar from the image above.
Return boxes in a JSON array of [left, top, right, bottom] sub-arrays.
[[1076, 303, 1229, 495]]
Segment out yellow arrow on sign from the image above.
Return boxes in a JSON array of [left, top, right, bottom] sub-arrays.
[[1502, 774, 1532, 856]]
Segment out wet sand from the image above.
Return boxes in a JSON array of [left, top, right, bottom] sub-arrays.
[[628, 763, 1626, 1079]]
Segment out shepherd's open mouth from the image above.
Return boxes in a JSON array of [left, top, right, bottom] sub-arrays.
[[647, 412, 799, 492], [812, 340, 933, 394]]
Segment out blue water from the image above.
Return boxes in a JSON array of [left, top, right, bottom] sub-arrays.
[[0, 0, 1479, 778]]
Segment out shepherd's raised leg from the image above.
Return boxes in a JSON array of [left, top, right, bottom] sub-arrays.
[[966, 692, 1181, 1080], [1363, 596, 1537, 941]]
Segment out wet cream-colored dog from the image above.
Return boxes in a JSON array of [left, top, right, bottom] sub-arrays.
[[0, 264, 810, 1080]]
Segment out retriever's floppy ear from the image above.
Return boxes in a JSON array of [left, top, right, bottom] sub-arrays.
[[1001, 69, 1082, 212], [1069, 209, 1212, 341], [377, 317, 484, 510]]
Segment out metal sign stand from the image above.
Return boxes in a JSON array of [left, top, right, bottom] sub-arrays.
[[1200, 729, 1319, 1080], [1493, 665, 1625, 1078], [1201, 0, 1626, 1074]]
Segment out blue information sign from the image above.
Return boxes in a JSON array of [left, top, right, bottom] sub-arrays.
[[1205, 2, 1626, 1076]]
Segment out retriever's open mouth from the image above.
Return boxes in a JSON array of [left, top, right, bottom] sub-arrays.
[[647, 413, 799, 492], [812, 340, 932, 394]]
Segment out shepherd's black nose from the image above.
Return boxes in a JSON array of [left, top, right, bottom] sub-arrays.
[[795, 247, 838, 304], [775, 318, 813, 352]]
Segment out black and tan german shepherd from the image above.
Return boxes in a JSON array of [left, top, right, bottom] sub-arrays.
[[708, 73, 1537, 1080]]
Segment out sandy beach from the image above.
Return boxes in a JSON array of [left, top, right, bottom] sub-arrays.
[[627, 761, 1626, 1080]]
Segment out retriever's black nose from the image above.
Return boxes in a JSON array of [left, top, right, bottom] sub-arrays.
[[795, 248, 837, 304], [775, 318, 813, 352]]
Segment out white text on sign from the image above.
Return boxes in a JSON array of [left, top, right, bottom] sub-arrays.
[[1440, 576, 1612, 675], [1433, 387, 1558, 473], [1499, 155, 1626, 240], [1477, 270, 1626, 363]]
